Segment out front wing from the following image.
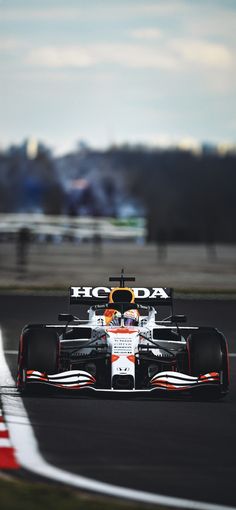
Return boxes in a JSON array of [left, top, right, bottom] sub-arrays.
[[23, 369, 220, 393]]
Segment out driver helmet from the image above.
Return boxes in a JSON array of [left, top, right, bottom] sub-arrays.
[[109, 310, 121, 326], [124, 309, 139, 326]]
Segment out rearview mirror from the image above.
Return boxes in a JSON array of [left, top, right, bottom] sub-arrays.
[[171, 315, 187, 323], [58, 313, 75, 323]]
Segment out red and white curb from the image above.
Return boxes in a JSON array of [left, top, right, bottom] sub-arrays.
[[0, 330, 235, 510], [0, 407, 19, 469]]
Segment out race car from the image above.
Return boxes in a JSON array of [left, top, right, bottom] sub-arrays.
[[17, 271, 229, 398]]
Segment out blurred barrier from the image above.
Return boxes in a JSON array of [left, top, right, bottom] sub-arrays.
[[0, 214, 145, 243]]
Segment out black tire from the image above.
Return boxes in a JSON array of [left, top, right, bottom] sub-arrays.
[[187, 329, 229, 398], [25, 328, 59, 372], [17, 328, 59, 389]]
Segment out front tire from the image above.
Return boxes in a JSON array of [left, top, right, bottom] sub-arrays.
[[187, 329, 229, 399], [17, 327, 59, 390]]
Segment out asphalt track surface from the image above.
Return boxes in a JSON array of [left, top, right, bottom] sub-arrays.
[[1, 294, 236, 508]]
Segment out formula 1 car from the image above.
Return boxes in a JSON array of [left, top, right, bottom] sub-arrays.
[[17, 271, 229, 398]]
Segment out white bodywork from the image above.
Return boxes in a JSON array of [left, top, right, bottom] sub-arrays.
[[107, 328, 139, 386]]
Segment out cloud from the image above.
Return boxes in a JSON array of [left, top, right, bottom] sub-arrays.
[[0, 7, 82, 21], [96, 44, 177, 69], [187, 8, 236, 41], [0, 2, 187, 22], [25, 37, 234, 72], [170, 39, 234, 68], [0, 37, 22, 51], [26, 46, 93, 68], [26, 43, 178, 70], [130, 28, 162, 40]]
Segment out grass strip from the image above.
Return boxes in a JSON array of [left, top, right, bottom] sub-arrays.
[[0, 476, 160, 510]]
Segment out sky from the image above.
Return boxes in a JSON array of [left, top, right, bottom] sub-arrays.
[[0, 0, 236, 153]]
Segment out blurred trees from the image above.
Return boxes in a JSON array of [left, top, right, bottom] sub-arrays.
[[0, 140, 236, 243], [0, 143, 65, 215], [107, 146, 236, 243]]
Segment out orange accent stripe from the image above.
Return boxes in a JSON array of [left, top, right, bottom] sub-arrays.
[[127, 355, 135, 363], [152, 381, 193, 391], [104, 309, 116, 325], [111, 355, 120, 363], [107, 328, 138, 334], [200, 372, 219, 381], [104, 309, 115, 317]]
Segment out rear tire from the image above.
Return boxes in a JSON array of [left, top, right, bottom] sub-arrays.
[[187, 330, 229, 399], [17, 328, 59, 390]]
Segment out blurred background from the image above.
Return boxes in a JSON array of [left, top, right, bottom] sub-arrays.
[[0, 0, 236, 291]]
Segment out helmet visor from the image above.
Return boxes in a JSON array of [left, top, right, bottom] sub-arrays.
[[125, 318, 137, 326]]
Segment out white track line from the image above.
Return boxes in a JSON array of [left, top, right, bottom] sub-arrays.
[[0, 329, 235, 510]]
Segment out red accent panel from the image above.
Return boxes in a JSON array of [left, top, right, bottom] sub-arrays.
[[107, 328, 138, 334]]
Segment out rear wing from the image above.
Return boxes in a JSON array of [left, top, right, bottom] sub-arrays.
[[69, 286, 172, 306]]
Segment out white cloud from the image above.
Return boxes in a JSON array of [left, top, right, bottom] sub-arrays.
[[130, 28, 162, 40], [110, 133, 202, 153], [170, 39, 234, 68], [177, 137, 202, 154], [96, 44, 177, 69], [26, 46, 93, 68], [0, 37, 22, 51], [25, 43, 178, 70], [1, 1, 236, 147], [25, 38, 234, 72]]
